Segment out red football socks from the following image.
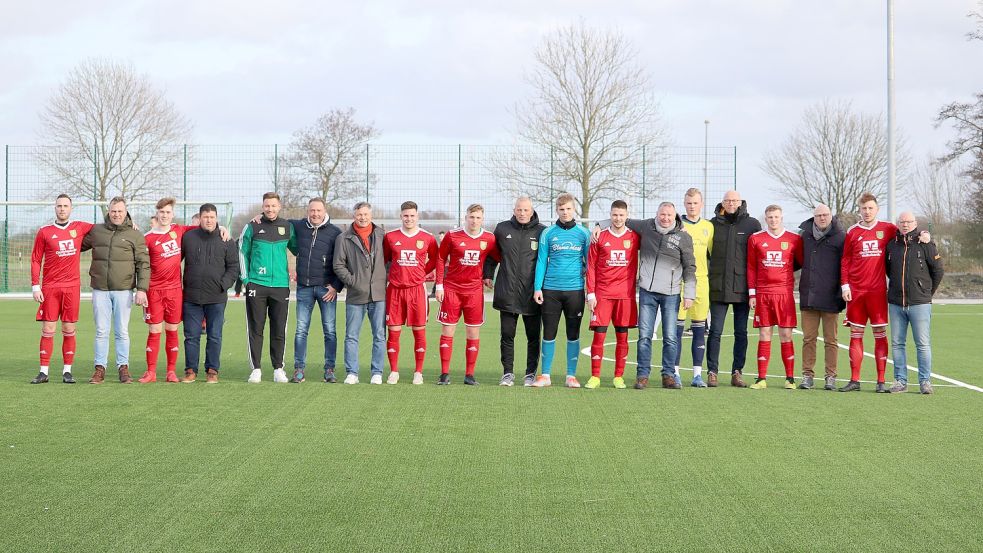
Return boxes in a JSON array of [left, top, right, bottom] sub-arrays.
[[62, 331, 76, 366], [165, 329, 179, 372], [465, 339, 479, 376], [849, 327, 865, 381], [781, 340, 795, 379], [387, 328, 401, 373], [439, 335, 453, 375], [40, 332, 54, 367], [590, 332, 606, 377], [413, 328, 426, 373], [614, 332, 629, 377], [757, 341, 771, 380], [146, 332, 161, 371], [873, 327, 888, 383]]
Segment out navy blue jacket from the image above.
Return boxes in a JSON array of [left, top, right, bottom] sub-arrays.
[[797, 217, 846, 313], [291, 217, 343, 291]]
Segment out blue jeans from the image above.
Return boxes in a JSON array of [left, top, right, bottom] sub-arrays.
[[707, 301, 751, 373], [92, 289, 133, 367], [183, 302, 226, 372], [637, 289, 681, 378], [889, 303, 932, 384], [295, 285, 338, 370], [344, 300, 386, 376]]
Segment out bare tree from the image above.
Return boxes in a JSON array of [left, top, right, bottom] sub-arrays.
[[277, 108, 379, 208], [762, 100, 910, 222], [37, 58, 192, 205], [911, 157, 971, 225], [500, 22, 669, 220]]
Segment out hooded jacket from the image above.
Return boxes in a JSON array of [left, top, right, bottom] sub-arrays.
[[82, 212, 150, 292], [626, 215, 697, 298], [333, 222, 386, 305], [707, 200, 761, 303], [182, 225, 240, 305], [484, 211, 546, 315], [291, 216, 344, 291], [886, 227, 944, 307], [797, 217, 846, 313]]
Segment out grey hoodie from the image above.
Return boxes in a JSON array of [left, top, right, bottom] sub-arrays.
[[625, 215, 697, 298]]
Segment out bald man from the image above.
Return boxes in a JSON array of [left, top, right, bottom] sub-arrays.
[[796, 204, 846, 390]]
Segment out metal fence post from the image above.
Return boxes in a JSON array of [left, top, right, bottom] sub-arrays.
[[549, 145, 555, 220], [457, 144, 462, 226], [365, 143, 370, 202], [182, 144, 188, 221], [733, 146, 738, 190], [273, 143, 279, 193], [93, 143, 98, 221], [3, 145, 8, 292], [641, 145, 646, 219]]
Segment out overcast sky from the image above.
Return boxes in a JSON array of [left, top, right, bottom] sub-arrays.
[[1, 0, 981, 221]]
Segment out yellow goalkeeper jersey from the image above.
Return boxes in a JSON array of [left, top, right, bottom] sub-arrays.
[[681, 216, 713, 278]]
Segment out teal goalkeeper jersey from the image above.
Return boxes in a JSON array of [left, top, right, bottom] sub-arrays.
[[534, 221, 590, 292]]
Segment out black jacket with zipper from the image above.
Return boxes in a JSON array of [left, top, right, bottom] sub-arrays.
[[885, 227, 944, 307], [484, 211, 546, 315], [182, 226, 240, 305], [707, 200, 761, 303], [797, 217, 846, 313], [290, 217, 344, 291]]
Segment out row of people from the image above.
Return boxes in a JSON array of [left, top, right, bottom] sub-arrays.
[[28, 190, 942, 394]]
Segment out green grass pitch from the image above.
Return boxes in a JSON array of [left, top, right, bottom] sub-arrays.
[[1, 299, 981, 552]]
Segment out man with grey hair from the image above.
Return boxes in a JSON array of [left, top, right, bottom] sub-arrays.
[[885, 212, 943, 394], [334, 201, 387, 384], [796, 203, 846, 390]]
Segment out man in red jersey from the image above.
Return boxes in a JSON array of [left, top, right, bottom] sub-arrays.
[[839, 193, 898, 393], [746, 205, 803, 390], [383, 201, 438, 385], [585, 200, 640, 389], [29, 194, 95, 384], [139, 197, 191, 383], [434, 204, 499, 385]]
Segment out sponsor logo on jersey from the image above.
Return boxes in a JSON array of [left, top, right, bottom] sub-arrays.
[[608, 250, 628, 267], [56, 239, 77, 257], [861, 240, 881, 258], [160, 239, 181, 258], [399, 250, 418, 266], [462, 250, 480, 266]]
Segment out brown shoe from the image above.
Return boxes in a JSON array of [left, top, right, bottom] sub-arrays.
[[731, 371, 747, 388], [707, 372, 718, 387], [118, 364, 133, 384], [634, 377, 649, 390], [89, 365, 106, 384], [205, 368, 219, 384], [662, 375, 676, 388], [181, 368, 197, 383]]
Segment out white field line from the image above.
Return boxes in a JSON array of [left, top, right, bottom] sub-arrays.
[[578, 332, 975, 390]]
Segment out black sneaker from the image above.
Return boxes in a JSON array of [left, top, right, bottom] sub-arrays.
[[838, 380, 861, 392], [464, 375, 478, 386], [62, 372, 75, 384], [437, 373, 450, 385], [323, 369, 336, 383], [875, 382, 889, 393], [30, 372, 48, 384]]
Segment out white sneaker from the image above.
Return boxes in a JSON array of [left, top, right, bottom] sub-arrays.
[[565, 376, 581, 388], [273, 368, 288, 383], [370, 374, 383, 385], [387, 371, 400, 385], [247, 369, 262, 383], [412, 372, 424, 385], [343, 373, 359, 385], [532, 374, 552, 387]]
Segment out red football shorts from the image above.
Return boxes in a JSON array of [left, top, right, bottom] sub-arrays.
[[437, 288, 484, 326], [386, 285, 429, 327], [753, 293, 797, 328], [145, 287, 183, 324], [589, 296, 638, 328], [36, 285, 80, 322], [845, 289, 888, 327]]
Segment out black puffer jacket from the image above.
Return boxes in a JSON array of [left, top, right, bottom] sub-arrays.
[[708, 200, 761, 303], [291, 217, 343, 291], [182, 226, 240, 305], [797, 217, 846, 313], [484, 212, 546, 315], [886, 228, 944, 307]]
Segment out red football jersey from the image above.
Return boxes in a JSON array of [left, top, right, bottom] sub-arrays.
[[841, 221, 897, 294], [435, 228, 499, 294], [145, 224, 192, 290], [746, 229, 803, 295], [586, 228, 640, 300], [383, 228, 438, 288], [31, 220, 95, 288]]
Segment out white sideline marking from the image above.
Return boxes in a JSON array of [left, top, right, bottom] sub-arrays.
[[579, 334, 971, 390]]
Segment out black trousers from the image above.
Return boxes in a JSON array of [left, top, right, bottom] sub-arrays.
[[542, 289, 584, 341], [245, 283, 290, 370], [500, 311, 542, 376]]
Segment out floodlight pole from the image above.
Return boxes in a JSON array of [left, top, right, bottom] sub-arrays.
[[887, 0, 897, 222]]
